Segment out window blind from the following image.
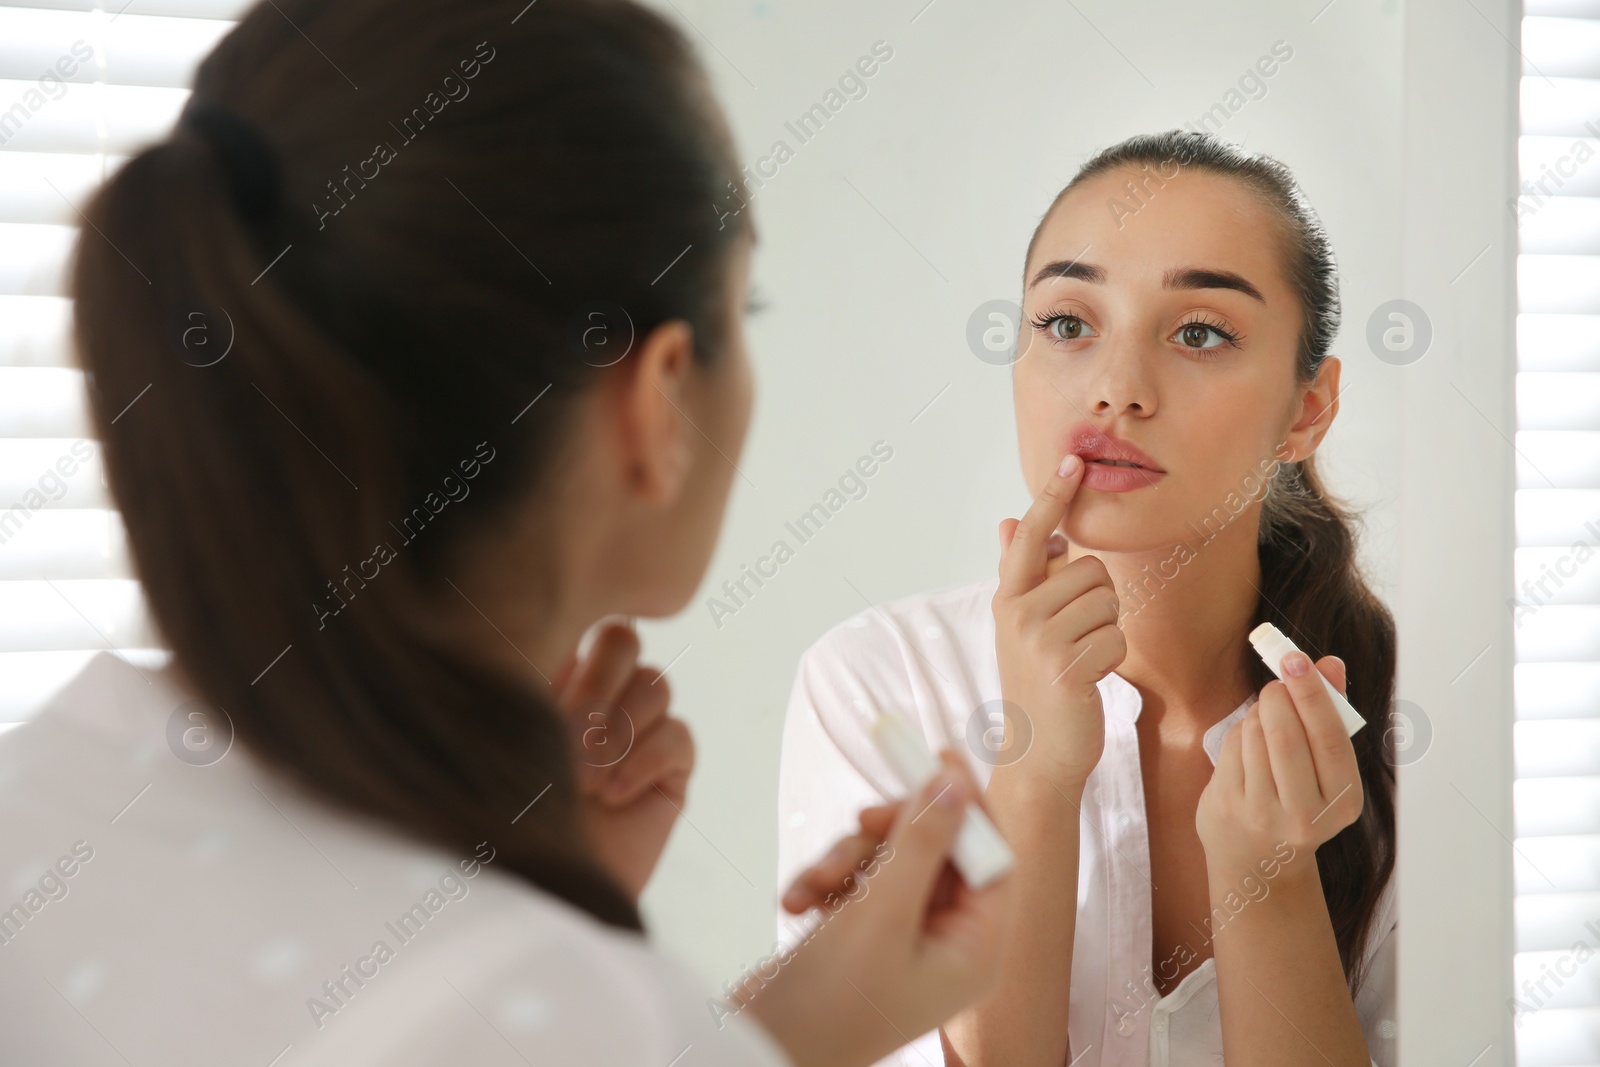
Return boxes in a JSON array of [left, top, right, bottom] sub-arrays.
[[1513, 3, 1600, 1064], [0, 1, 247, 727]]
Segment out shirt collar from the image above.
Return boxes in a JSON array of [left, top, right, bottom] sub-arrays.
[[1101, 669, 1258, 767]]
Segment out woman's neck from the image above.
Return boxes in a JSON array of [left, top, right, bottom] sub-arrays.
[[427, 508, 602, 699], [1075, 516, 1263, 731]]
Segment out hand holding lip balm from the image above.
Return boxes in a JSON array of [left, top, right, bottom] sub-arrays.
[[1247, 622, 1366, 736], [869, 713, 1015, 889]]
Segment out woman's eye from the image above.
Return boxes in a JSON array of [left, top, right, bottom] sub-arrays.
[[1174, 323, 1231, 349], [1045, 315, 1096, 341]]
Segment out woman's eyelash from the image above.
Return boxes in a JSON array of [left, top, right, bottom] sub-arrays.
[[1029, 311, 1081, 331], [1025, 311, 1245, 349], [1177, 314, 1243, 347]]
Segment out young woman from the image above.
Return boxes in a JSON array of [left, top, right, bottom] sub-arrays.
[[0, 2, 1015, 1064], [776, 132, 1398, 1067]]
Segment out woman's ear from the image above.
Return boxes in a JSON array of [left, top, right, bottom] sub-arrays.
[[613, 318, 697, 506], [1280, 355, 1341, 463]]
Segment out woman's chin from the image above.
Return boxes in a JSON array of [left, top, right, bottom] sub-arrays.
[[1064, 514, 1192, 557]]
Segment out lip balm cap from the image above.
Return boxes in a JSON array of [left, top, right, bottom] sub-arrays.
[[868, 713, 1015, 888], [1247, 622, 1366, 737]]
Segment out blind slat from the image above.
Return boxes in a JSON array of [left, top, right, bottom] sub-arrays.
[[0, 79, 188, 154], [0, 507, 126, 580], [1521, 76, 1600, 137], [0, 0, 248, 17], [1515, 835, 1600, 892], [1521, 254, 1600, 315], [0, 366, 87, 436], [1517, 430, 1600, 486], [1520, 314, 1600, 373], [0, 9, 232, 88], [1517, 662, 1600, 718], [0, 151, 119, 225], [1517, 777, 1600, 837], [0, 577, 153, 653], [1519, 721, 1600, 777], [1516, 605, 1600, 661], [0, 295, 71, 366], [0, 438, 107, 509], [1521, 196, 1600, 254], [1517, 488, 1600, 545]]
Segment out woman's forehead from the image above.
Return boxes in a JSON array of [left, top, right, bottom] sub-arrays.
[[1026, 166, 1289, 290]]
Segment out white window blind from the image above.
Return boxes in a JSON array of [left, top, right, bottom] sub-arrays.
[[1514, 3, 1600, 1064], [0, 1, 247, 727]]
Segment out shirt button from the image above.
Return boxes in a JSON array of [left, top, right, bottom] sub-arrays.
[[1116, 813, 1131, 829], [1154, 1016, 1168, 1033], [1116, 1015, 1134, 1036]]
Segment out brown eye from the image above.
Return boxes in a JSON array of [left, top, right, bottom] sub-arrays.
[[1047, 315, 1095, 341], [1174, 322, 1232, 349]]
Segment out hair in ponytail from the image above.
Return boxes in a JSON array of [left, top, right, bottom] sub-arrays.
[[1046, 130, 1397, 991], [70, 0, 750, 932]]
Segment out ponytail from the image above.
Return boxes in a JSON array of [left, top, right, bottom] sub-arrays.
[[1255, 456, 1397, 991]]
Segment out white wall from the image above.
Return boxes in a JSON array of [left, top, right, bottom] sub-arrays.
[[633, 0, 1516, 1057]]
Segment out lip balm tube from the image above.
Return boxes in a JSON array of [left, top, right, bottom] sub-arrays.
[[869, 713, 1014, 889], [1248, 623, 1366, 736]]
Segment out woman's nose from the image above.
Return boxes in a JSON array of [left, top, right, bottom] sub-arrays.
[[1085, 340, 1156, 417]]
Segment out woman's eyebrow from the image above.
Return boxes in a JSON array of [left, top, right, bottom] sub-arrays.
[[1163, 266, 1265, 302], [1027, 259, 1105, 289], [1025, 262, 1265, 305]]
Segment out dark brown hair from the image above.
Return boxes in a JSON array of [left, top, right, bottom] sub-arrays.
[[70, 0, 750, 932], [1036, 130, 1397, 992]]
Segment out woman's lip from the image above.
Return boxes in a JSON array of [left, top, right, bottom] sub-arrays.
[[1073, 451, 1167, 474], [1065, 425, 1164, 472], [1080, 458, 1166, 492]]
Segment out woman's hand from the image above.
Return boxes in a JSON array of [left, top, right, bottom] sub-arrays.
[[1196, 652, 1363, 885], [554, 620, 694, 900], [740, 752, 1013, 1067], [941, 453, 1116, 1067], [991, 453, 1124, 788], [778, 801, 964, 919], [1197, 653, 1376, 1067]]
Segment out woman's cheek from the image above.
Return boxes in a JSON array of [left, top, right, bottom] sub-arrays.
[[1014, 374, 1077, 479]]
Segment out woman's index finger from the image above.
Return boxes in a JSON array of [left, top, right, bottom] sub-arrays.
[[998, 452, 1086, 596]]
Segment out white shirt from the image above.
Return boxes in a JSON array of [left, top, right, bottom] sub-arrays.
[[0, 651, 789, 1067], [776, 577, 1398, 1067]]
